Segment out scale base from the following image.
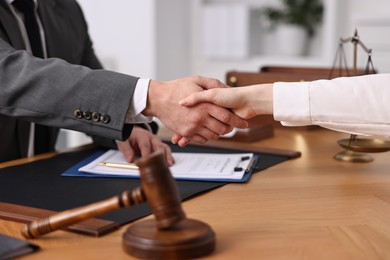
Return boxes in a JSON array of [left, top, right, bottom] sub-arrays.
[[334, 150, 373, 163], [123, 218, 215, 259]]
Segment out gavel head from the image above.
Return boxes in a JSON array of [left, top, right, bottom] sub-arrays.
[[136, 151, 185, 229], [125, 152, 215, 259]]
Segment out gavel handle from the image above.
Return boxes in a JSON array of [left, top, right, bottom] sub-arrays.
[[22, 188, 145, 239]]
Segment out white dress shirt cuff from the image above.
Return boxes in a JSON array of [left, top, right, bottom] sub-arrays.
[[125, 78, 153, 123], [273, 81, 312, 126]]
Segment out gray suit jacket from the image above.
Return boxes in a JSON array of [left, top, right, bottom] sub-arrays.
[[0, 0, 139, 162]]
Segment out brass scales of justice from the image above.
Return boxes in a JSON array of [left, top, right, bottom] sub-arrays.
[[331, 30, 390, 162]]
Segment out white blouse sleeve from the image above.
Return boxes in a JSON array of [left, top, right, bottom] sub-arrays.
[[273, 74, 390, 137]]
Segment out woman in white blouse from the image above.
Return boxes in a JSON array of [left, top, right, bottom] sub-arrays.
[[176, 74, 390, 146]]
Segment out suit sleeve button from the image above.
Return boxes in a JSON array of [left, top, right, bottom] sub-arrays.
[[92, 112, 100, 122], [100, 114, 111, 124], [83, 111, 92, 120], [73, 109, 83, 119]]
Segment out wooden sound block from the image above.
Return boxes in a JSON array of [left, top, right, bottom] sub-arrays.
[[122, 218, 215, 259]]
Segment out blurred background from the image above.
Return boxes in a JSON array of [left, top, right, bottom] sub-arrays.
[[56, 0, 390, 149]]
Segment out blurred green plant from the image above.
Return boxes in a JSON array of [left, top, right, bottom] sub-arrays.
[[262, 0, 324, 38]]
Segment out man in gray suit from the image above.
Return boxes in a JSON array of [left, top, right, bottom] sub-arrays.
[[0, 0, 247, 163]]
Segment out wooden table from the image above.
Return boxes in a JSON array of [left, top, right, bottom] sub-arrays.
[[1, 128, 390, 259]]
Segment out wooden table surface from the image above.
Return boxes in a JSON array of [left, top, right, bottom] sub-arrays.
[[1, 128, 390, 259]]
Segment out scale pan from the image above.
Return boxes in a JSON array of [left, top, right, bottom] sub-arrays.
[[337, 138, 390, 153]]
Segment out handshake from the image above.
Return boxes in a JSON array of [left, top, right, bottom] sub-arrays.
[[137, 73, 387, 156], [142, 76, 274, 147]]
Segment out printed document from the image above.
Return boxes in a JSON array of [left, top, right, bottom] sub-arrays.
[[79, 150, 254, 181]]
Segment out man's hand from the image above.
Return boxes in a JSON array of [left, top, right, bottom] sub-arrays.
[[117, 126, 174, 166], [172, 84, 274, 146], [142, 76, 248, 146]]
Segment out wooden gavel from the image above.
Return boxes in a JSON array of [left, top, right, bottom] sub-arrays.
[[22, 151, 185, 238], [22, 151, 215, 259]]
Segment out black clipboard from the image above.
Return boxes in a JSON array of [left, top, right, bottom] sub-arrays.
[[62, 150, 260, 183]]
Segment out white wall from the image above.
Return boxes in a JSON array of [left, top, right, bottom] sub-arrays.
[[190, 0, 341, 81], [155, 0, 191, 80], [77, 0, 156, 77], [77, 0, 190, 80], [75, 0, 390, 80], [189, 0, 390, 81], [339, 0, 390, 73]]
